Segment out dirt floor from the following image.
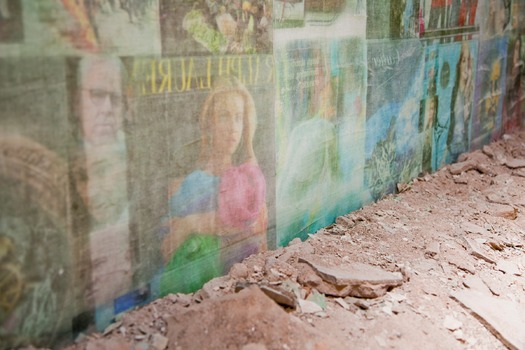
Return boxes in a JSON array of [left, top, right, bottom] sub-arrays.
[[31, 128, 525, 350]]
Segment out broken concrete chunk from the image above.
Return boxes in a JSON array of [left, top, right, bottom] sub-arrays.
[[259, 284, 297, 309], [462, 275, 491, 295], [475, 164, 494, 176], [297, 262, 323, 287], [168, 286, 340, 349], [298, 256, 403, 298], [306, 289, 326, 310], [486, 191, 513, 206], [505, 158, 525, 169], [486, 240, 505, 251], [461, 236, 496, 264], [86, 338, 132, 350], [335, 215, 355, 228], [487, 203, 518, 220], [512, 168, 525, 178], [480, 276, 502, 296], [298, 299, 324, 314], [447, 255, 476, 275], [241, 343, 268, 350], [443, 315, 462, 331], [151, 333, 169, 350], [451, 290, 525, 350], [229, 263, 249, 279], [462, 222, 489, 235], [496, 260, 522, 276], [201, 276, 232, 299], [424, 241, 440, 259], [334, 297, 350, 311], [450, 161, 476, 175], [482, 145, 494, 158]]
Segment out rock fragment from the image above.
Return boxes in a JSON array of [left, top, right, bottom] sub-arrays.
[[424, 241, 440, 259], [482, 145, 494, 158], [462, 222, 488, 235], [259, 284, 296, 309], [443, 315, 462, 331], [298, 256, 403, 298], [462, 275, 491, 295], [451, 290, 525, 350], [461, 236, 496, 264], [334, 297, 350, 311], [86, 338, 132, 350], [447, 255, 476, 274], [151, 333, 168, 350], [496, 260, 522, 276], [512, 168, 525, 178], [298, 299, 324, 314], [450, 161, 476, 175], [167, 286, 339, 349], [505, 158, 525, 169], [487, 203, 518, 220], [241, 343, 267, 350], [229, 263, 249, 279], [335, 215, 355, 228]]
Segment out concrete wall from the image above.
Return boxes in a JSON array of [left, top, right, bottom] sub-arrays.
[[0, 0, 523, 347]]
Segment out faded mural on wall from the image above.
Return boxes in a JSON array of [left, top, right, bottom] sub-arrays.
[[0, 58, 75, 347], [0, 0, 524, 348], [275, 37, 368, 246], [125, 55, 275, 299], [365, 39, 424, 200], [274, 0, 368, 246]]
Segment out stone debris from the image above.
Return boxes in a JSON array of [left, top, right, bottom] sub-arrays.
[[480, 276, 502, 296], [150, 333, 168, 350], [451, 290, 525, 350], [446, 255, 476, 275], [103, 321, 123, 336], [424, 241, 440, 258], [496, 260, 522, 276], [334, 297, 350, 311], [201, 276, 232, 299], [512, 168, 525, 177], [85, 338, 132, 350], [462, 222, 489, 235], [461, 236, 496, 264], [505, 158, 525, 169], [298, 299, 323, 314], [449, 157, 493, 176], [167, 286, 340, 350], [482, 145, 495, 158], [229, 263, 250, 279], [298, 256, 403, 298], [241, 343, 268, 350], [487, 203, 518, 220], [258, 284, 296, 309], [288, 237, 302, 246], [306, 289, 326, 310], [486, 239, 505, 251], [486, 191, 513, 205], [335, 215, 355, 228], [443, 315, 462, 331], [462, 275, 491, 295], [64, 130, 525, 350], [449, 160, 477, 175]]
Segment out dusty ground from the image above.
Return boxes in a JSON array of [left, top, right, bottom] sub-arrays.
[[32, 129, 525, 350]]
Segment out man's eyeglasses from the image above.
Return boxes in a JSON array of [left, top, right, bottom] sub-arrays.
[[84, 89, 122, 108]]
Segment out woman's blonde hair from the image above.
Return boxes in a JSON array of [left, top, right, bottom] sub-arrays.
[[198, 76, 257, 165]]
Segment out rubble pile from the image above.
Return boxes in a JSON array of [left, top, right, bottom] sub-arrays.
[[57, 130, 525, 350]]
